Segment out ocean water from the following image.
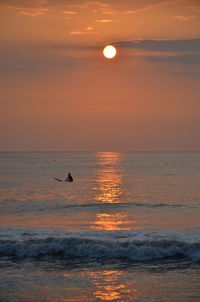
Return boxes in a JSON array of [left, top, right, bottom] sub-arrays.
[[0, 151, 200, 301]]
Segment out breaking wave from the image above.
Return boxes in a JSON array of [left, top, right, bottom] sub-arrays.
[[0, 229, 200, 262]]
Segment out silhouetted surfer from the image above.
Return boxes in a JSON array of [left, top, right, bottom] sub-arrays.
[[54, 172, 73, 182], [65, 172, 73, 182]]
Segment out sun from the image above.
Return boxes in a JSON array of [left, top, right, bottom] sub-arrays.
[[103, 45, 117, 59]]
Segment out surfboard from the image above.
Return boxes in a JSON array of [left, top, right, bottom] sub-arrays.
[[54, 178, 63, 182]]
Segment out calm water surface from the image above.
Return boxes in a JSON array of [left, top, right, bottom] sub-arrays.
[[0, 152, 200, 301]]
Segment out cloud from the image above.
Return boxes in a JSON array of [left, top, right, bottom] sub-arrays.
[[95, 19, 113, 23], [0, 42, 91, 76], [20, 8, 49, 16], [172, 15, 195, 21], [114, 38, 200, 66], [1, 38, 200, 78], [115, 38, 200, 52], [1, 0, 200, 21], [146, 54, 200, 65], [0, 0, 198, 9], [0, 0, 181, 12], [92, 1, 164, 15], [63, 10, 76, 15], [62, 10, 77, 20], [122, 1, 171, 15], [86, 26, 93, 30], [69, 27, 95, 35], [0, 0, 49, 9], [166, 71, 200, 78]]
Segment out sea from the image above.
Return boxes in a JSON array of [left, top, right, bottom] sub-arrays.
[[0, 151, 200, 302]]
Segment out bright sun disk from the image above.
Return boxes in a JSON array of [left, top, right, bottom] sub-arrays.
[[103, 45, 117, 59]]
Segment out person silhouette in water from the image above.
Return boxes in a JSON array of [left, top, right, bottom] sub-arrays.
[[65, 172, 73, 182]]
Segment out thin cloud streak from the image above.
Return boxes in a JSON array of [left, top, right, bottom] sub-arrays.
[[172, 15, 195, 21], [20, 8, 49, 16], [146, 53, 200, 65], [95, 19, 113, 23], [63, 10, 77, 15], [115, 38, 200, 66], [114, 38, 200, 52], [69, 27, 96, 35], [1, 0, 198, 14]]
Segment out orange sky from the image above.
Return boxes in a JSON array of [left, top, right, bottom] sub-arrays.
[[0, 0, 200, 150]]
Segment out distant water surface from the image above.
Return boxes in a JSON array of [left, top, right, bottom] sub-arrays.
[[0, 151, 200, 301]]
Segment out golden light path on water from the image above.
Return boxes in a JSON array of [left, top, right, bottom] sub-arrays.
[[92, 152, 134, 231], [95, 152, 122, 204], [93, 213, 129, 231], [88, 270, 137, 301]]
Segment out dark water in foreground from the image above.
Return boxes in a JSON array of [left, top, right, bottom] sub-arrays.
[[0, 151, 200, 301]]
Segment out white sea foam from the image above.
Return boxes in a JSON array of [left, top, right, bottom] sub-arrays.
[[0, 229, 200, 262]]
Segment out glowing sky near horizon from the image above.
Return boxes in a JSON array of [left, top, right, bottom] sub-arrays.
[[0, 0, 200, 150]]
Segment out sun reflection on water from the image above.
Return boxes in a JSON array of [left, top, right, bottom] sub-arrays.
[[92, 213, 130, 231], [89, 270, 137, 301], [92, 152, 130, 231], [94, 152, 123, 204]]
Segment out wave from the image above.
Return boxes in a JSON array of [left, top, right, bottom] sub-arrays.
[[62, 202, 183, 210], [0, 201, 185, 217], [0, 230, 200, 262]]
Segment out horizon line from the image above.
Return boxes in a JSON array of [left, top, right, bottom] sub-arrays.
[[0, 150, 200, 153]]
